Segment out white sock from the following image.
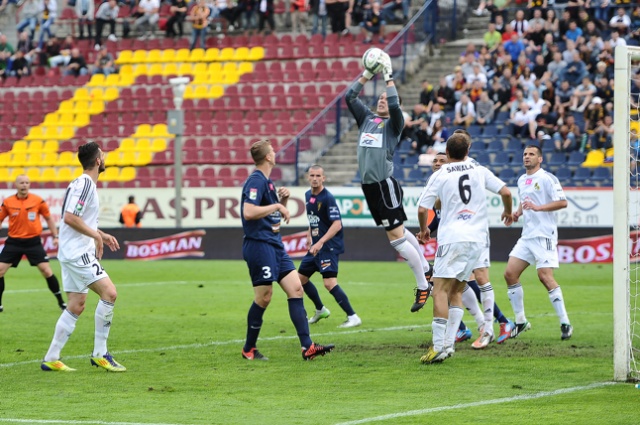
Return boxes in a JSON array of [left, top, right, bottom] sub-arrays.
[[508, 283, 527, 324], [445, 306, 464, 348], [44, 310, 78, 362], [403, 228, 431, 275], [548, 287, 570, 325], [480, 283, 495, 336], [93, 299, 115, 358], [391, 236, 429, 290], [432, 317, 447, 351], [461, 284, 484, 329]]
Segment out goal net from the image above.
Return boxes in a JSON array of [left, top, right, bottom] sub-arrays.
[[613, 45, 640, 382]]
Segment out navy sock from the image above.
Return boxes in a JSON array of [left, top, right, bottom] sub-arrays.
[[303, 281, 324, 311], [288, 298, 313, 349], [243, 302, 265, 352], [46, 275, 64, 305], [458, 320, 467, 331], [330, 285, 355, 316], [0, 276, 4, 305], [468, 279, 508, 323]]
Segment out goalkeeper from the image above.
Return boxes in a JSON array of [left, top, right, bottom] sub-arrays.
[[346, 51, 433, 312]]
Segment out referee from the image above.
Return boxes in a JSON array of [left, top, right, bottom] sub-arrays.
[[0, 175, 66, 312]]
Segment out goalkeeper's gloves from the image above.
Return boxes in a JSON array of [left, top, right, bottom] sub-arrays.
[[378, 52, 394, 82], [363, 68, 376, 80]]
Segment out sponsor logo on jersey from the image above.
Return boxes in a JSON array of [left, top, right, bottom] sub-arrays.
[[76, 200, 85, 212], [534, 182, 540, 191], [525, 178, 533, 185], [361, 134, 379, 145], [269, 183, 274, 191], [321, 260, 332, 270], [372, 117, 383, 124], [377, 122, 385, 129], [249, 188, 257, 200], [317, 202, 322, 210], [456, 209, 476, 221], [309, 197, 316, 204]]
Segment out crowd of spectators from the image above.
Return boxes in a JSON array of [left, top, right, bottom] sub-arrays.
[[402, 3, 640, 160]]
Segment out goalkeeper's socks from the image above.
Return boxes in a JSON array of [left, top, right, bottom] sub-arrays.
[[390, 235, 429, 290], [403, 228, 431, 276], [548, 286, 570, 325], [243, 302, 265, 352], [330, 285, 356, 316], [507, 283, 527, 324], [303, 280, 324, 311]]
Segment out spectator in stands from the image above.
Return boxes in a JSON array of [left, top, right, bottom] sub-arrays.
[[64, 48, 88, 76], [558, 9, 572, 40], [16, 0, 40, 42], [310, 0, 328, 37], [468, 63, 488, 89], [525, 20, 546, 48], [534, 102, 557, 136], [257, 0, 276, 35], [570, 76, 596, 112], [39, 36, 59, 67], [469, 79, 484, 103], [216, 0, 238, 31], [501, 23, 516, 43], [590, 115, 613, 150], [544, 9, 559, 38], [16, 30, 36, 57], [236, 0, 258, 34], [418, 79, 435, 110], [361, 1, 385, 44], [591, 0, 610, 25], [406, 104, 430, 154], [325, 0, 346, 34], [453, 93, 476, 127], [9, 49, 30, 78], [610, 30, 627, 48], [547, 52, 566, 86], [488, 77, 510, 112], [561, 39, 579, 64], [509, 89, 526, 119], [494, 14, 506, 32], [76, 0, 95, 41], [527, 89, 545, 115], [435, 76, 455, 111], [459, 43, 479, 64], [0, 34, 15, 76], [583, 20, 601, 39], [510, 101, 537, 139], [450, 66, 468, 101], [426, 119, 449, 154], [460, 53, 479, 80], [564, 20, 583, 42], [504, 33, 525, 63], [48, 35, 73, 67], [511, 10, 529, 36], [595, 76, 613, 111], [166, 0, 188, 37], [475, 0, 510, 23], [531, 54, 547, 81], [133, 0, 160, 39], [609, 7, 630, 36], [583, 96, 605, 133], [630, 6, 640, 38], [290, 0, 307, 34], [562, 52, 588, 86], [380, 0, 407, 24], [91, 45, 116, 75], [528, 8, 545, 28], [94, 0, 119, 49], [189, 0, 210, 49], [484, 22, 503, 51], [37, 0, 57, 50], [344, 0, 368, 35], [475, 91, 495, 125], [428, 102, 444, 127], [553, 124, 577, 152]]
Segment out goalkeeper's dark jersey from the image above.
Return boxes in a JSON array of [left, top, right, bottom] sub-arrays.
[[346, 81, 404, 184]]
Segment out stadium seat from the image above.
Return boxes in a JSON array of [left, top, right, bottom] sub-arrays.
[[591, 167, 611, 182], [573, 167, 592, 182], [547, 152, 567, 169], [567, 151, 586, 167], [582, 149, 605, 167]]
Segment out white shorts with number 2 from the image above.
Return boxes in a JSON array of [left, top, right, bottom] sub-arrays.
[[61, 254, 109, 293]]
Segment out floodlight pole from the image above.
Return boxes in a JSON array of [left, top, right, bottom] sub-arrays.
[[168, 77, 190, 229]]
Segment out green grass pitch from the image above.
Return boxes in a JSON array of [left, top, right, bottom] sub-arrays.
[[0, 259, 637, 425]]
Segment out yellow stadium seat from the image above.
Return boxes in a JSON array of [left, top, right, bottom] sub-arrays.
[[582, 150, 605, 167], [209, 85, 224, 99], [74, 113, 91, 127], [175, 48, 190, 62], [0, 153, 10, 168], [161, 49, 177, 62], [90, 88, 104, 101], [88, 101, 105, 115], [119, 151, 136, 166], [183, 85, 196, 99], [43, 113, 59, 125], [42, 140, 59, 153], [26, 167, 41, 182], [25, 127, 46, 140], [135, 124, 153, 138], [238, 62, 253, 75], [0, 168, 9, 181], [58, 113, 75, 126], [28, 140, 44, 152], [9, 167, 25, 181], [136, 138, 152, 151], [218, 47, 234, 61], [191, 85, 208, 99], [58, 99, 75, 113], [148, 63, 164, 76], [222, 62, 237, 74], [233, 47, 250, 61], [88, 74, 106, 87], [74, 88, 91, 101], [72, 167, 83, 178], [177, 63, 192, 76], [152, 124, 171, 137], [133, 151, 152, 166], [192, 62, 208, 75], [41, 152, 58, 166], [104, 74, 120, 87], [191, 74, 209, 85], [103, 87, 119, 101], [204, 48, 219, 62], [58, 151, 76, 166], [115, 50, 133, 65], [188, 48, 205, 62], [74, 100, 89, 113], [102, 167, 120, 181], [118, 64, 134, 75], [12, 140, 28, 152], [119, 138, 136, 151], [120, 167, 136, 181], [247, 46, 265, 61], [60, 126, 75, 140], [162, 63, 179, 77], [43, 126, 60, 140], [26, 153, 44, 166], [220, 73, 239, 85], [56, 167, 73, 182], [132, 49, 148, 63], [208, 62, 222, 74], [41, 167, 57, 182], [151, 138, 167, 152], [11, 153, 28, 167], [147, 49, 162, 63], [132, 64, 149, 77], [105, 151, 121, 167]]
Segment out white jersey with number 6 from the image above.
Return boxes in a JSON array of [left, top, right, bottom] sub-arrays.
[[419, 158, 506, 246], [58, 174, 100, 262], [517, 168, 566, 242]]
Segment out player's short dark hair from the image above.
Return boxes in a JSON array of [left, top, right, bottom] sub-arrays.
[[128, 196, 135, 203], [525, 144, 543, 156], [250, 139, 272, 165], [78, 141, 101, 170], [453, 128, 471, 143], [308, 164, 324, 173], [446, 133, 470, 160]]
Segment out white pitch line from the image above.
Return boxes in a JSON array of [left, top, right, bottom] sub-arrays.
[[0, 324, 429, 368], [0, 420, 198, 425], [333, 382, 616, 425]]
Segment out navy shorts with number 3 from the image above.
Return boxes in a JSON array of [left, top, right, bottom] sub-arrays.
[[243, 239, 296, 286]]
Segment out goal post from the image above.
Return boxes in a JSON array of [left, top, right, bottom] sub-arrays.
[[613, 45, 640, 382]]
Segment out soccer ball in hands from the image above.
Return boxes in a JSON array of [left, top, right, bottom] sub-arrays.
[[361, 47, 385, 74]]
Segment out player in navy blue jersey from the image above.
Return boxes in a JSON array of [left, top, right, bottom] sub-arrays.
[[240, 139, 335, 361], [298, 165, 362, 328]]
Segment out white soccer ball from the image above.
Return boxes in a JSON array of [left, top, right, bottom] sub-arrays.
[[361, 47, 385, 74]]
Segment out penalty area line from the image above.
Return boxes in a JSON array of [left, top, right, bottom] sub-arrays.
[[333, 381, 616, 425], [0, 419, 199, 425]]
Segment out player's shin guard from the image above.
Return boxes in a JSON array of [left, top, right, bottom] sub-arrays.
[[548, 286, 570, 325], [507, 283, 527, 324], [479, 283, 495, 335], [93, 299, 114, 358], [244, 302, 265, 352], [390, 236, 429, 290], [444, 307, 464, 349], [461, 284, 484, 329], [44, 309, 78, 362], [287, 298, 313, 349]]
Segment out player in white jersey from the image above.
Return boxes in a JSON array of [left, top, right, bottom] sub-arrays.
[[417, 133, 513, 363], [41, 142, 125, 372], [504, 145, 572, 341]]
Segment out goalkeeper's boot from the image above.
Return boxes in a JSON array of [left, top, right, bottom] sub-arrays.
[[420, 347, 448, 364], [242, 347, 269, 361], [510, 321, 531, 339], [496, 319, 514, 344], [302, 342, 335, 360], [471, 331, 495, 349], [411, 282, 433, 313], [90, 352, 126, 372], [560, 324, 573, 341], [308, 306, 330, 324], [41, 360, 76, 372], [455, 328, 473, 343]]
